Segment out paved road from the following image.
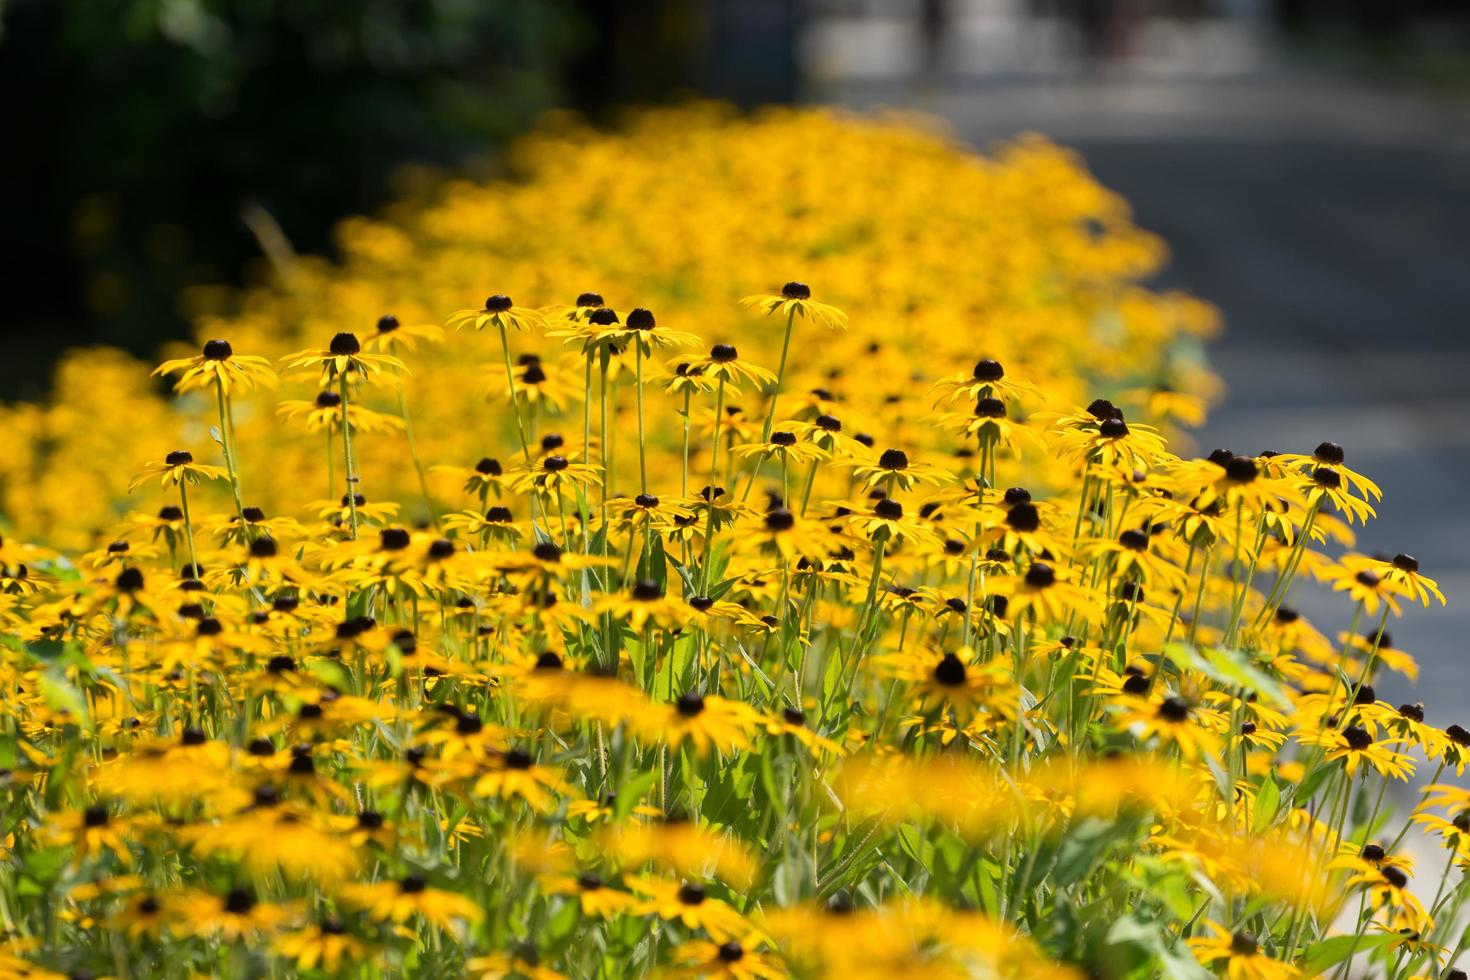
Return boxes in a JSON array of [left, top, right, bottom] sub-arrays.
[[822, 48, 1470, 717]]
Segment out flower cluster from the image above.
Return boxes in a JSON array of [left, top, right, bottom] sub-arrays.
[[0, 107, 1457, 979]]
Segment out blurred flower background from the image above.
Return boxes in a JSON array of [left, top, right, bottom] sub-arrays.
[[3, 0, 1467, 704]]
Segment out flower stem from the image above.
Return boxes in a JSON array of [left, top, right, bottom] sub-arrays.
[[338, 373, 360, 540]]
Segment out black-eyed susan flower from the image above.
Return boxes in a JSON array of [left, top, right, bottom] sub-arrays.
[[739, 281, 847, 331], [153, 338, 278, 394], [447, 294, 547, 334], [340, 875, 482, 931], [281, 332, 407, 386]]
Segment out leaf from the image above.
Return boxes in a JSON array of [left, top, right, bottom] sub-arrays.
[[1298, 932, 1397, 977], [1102, 916, 1211, 980], [304, 658, 352, 692], [1052, 816, 1122, 888], [1162, 641, 1289, 707], [38, 668, 90, 730], [1253, 774, 1281, 831], [612, 770, 659, 820]]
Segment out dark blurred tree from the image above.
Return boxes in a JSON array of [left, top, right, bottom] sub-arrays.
[[0, 0, 589, 397]]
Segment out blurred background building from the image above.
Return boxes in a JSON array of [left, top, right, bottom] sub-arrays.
[[2, 0, 1468, 701]]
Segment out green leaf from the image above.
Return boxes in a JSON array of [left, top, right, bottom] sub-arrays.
[[38, 668, 90, 729], [1298, 932, 1397, 977], [1053, 817, 1122, 888], [612, 770, 659, 820], [1253, 773, 1281, 831]]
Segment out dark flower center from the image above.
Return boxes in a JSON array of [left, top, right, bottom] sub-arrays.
[[1314, 441, 1345, 465], [575, 292, 604, 307], [329, 332, 360, 356], [486, 506, 513, 522], [710, 343, 738, 362], [202, 338, 233, 360], [376, 314, 399, 333], [676, 691, 706, 717], [635, 493, 659, 508], [874, 499, 903, 520], [771, 431, 797, 447], [1360, 843, 1386, 862], [428, 538, 455, 559], [535, 651, 563, 670], [522, 363, 547, 384], [688, 596, 714, 611], [973, 358, 1005, 382], [1025, 562, 1056, 588], [677, 882, 706, 905], [485, 295, 513, 313], [816, 414, 842, 432], [1119, 529, 1149, 551], [315, 390, 342, 408], [1341, 725, 1373, 751], [400, 875, 427, 894], [1312, 466, 1342, 489], [475, 457, 503, 476], [533, 542, 562, 562], [1007, 503, 1041, 532], [577, 873, 603, 891], [543, 454, 570, 472], [631, 579, 662, 601], [379, 528, 411, 551], [1383, 866, 1408, 888], [626, 308, 655, 330], [718, 941, 745, 962], [224, 889, 256, 914], [1392, 553, 1419, 573], [933, 652, 967, 686], [781, 282, 810, 300], [975, 396, 1006, 419], [588, 307, 619, 326], [1398, 703, 1425, 722], [1224, 455, 1258, 483], [765, 509, 795, 532], [158, 505, 183, 521], [250, 537, 278, 558], [1004, 488, 1033, 507], [1099, 418, 1130, 438], [456, 714, 484, 735], [878, 448, 909, 471], [1354, 570, 1380, 587], [196, 617, 223, 637], [504, 749, 533, 770], [84, 805, 109, 827], [783, 707, 806, 726], [1157, 697, 1191, 722], [165, 450, 193, 466], [1229, 931, 1258, 956]]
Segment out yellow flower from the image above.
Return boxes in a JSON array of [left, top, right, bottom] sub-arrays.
[[153, 338, 277, 394], [447, 293, 548, 333], [635, 692, 762, 757], [739, 282, 847, 331], [127, 450, 229, 493], [280, 332, 407, 386], [339, 876, 482, 931]]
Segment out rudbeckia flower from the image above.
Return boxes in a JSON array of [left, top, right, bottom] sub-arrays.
[[153, 338, 278, 394]]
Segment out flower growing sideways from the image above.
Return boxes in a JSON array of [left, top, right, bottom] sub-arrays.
[[0, 107, 1456, 979]]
